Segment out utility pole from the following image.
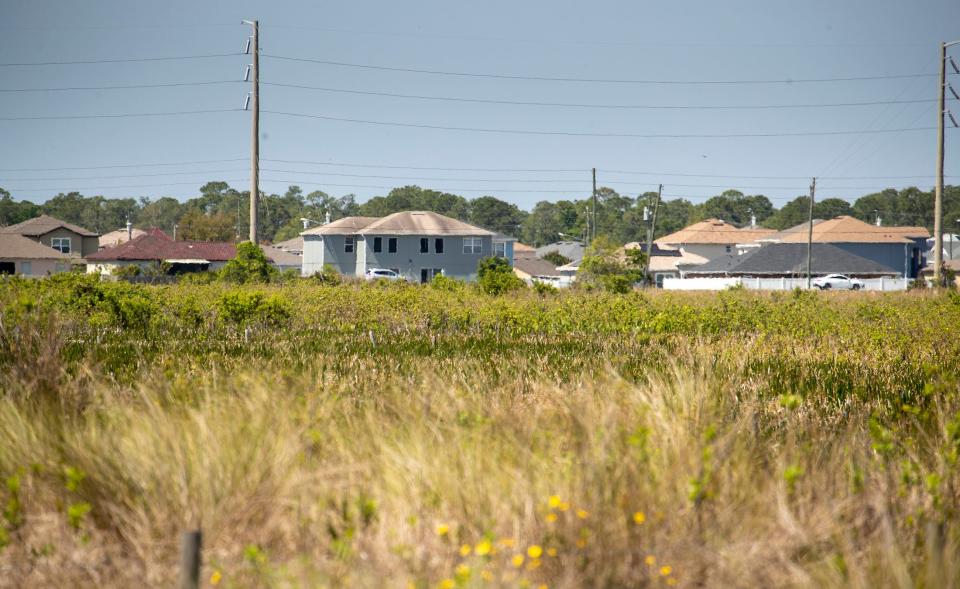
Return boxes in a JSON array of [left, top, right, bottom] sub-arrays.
[[243, 19, 260, 244], [934, 40, 960, 285], [806, 177, 816, 289], [643, 184, 663, 287], [591, 168, 597, 244]]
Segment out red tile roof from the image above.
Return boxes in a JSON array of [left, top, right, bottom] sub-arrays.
[[86, 232, 236, 262]]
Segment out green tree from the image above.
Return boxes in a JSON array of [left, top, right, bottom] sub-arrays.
[[219, 242, 277, 284], [576, 235, 643, 293], [177, 209, 236, 242], [468, 196, 528, 237], [0, 188, 41, 226], [138, 197, 183, 234], [477, 256, 525, 295]]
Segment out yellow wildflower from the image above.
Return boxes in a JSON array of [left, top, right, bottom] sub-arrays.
[[512, 554, 525, 568], [546, 547, 558, 557], [558, 501, 570, 512], [455, 563, 471, 579], [475, 539, 492, 556], [548, 495, 561, 508], [527, 545, 543, 559], [645, 555, 656, 566], [538, 585, 549, 589], [666, 579, 678, 586], [545, 512, 558, 523], [576, 538, 587, 548], [439, 579, 455, 589], [481, 570, 494, 581], [500, 537, 515, 547], [459, 544, 471, 557], [526, 558, 542, 571], [660, 565, 673, 576], [436, 523, 450, 536], [210, 570, 222, 586], [576, 509, 589, 519], [633, 511, 646, 524]]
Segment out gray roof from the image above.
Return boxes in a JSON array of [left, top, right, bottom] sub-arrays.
[[361, 211, 494, 236], [0, 234, 72, 260], [1, 214, 98, 237], [273, 236, 303, 254], [536, 241, 585, 262], [261, 245, 302, 267], [514, 256, 562, 277], [301, 216, 380, 236], [683, 243, 900, 277]]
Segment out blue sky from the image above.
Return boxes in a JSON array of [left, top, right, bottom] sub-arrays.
[[1, 0, 958, 210]]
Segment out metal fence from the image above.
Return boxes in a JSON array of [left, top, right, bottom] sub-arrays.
[[663, 276, 909, 291]]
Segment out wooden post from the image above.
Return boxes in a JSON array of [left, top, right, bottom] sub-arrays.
[[179, 529, 202, 589]]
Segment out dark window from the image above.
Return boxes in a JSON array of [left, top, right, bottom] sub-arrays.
[[0, 262, 14, 275], [388, 238, 397, 253], [345, 236, 354, 253], [420, 237, 429, 253], [435, 238, 444, 253], [373, 237, 382, 253]]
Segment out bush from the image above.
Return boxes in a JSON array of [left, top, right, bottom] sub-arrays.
[[532, 280, 559, 296], [219, 243, 277, 284], [541, 250, 572, 266], [312, 264, 342, 286], [477, 257, 525, 295], [430, 274, 464, 292], [217, 290, 291, 326], [111, 264, 141, 278]]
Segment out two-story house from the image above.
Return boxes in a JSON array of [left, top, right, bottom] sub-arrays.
[[301, 211, 498, 282], [0, 214, 99, 258]]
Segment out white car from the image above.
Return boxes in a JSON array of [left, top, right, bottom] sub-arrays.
[[812, 274, 865, 290], [364, 268, 404, 281]]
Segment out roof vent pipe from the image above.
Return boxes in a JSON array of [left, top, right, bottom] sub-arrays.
[[126, 218, 133, 242]]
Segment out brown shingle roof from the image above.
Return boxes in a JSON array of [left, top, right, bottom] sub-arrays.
[[361, 211, 494, 236], [301, 217, 379, 236], [1, 214, 98, 237], [657, 219, 775, 245], [514, 256, 561, 277], [0, 234, 72, 260], [86, 232, 236, 262], [773, 216, 914, 244]]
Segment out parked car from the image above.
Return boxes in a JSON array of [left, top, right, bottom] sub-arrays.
[[812, 274, 865, 290], [364, 268, 403, 281]]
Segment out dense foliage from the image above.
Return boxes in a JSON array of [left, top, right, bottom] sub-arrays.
[[1, 277, 960, 587], [2, 182, 957, 247]]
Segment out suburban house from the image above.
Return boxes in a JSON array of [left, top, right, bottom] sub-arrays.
[[85, 229, 237, 275], [754, 216, 929, 278], [621, 242, 708, 287], [0, 214, 99, 258], [492, 233, 517, 267], [300, 211, 498, 282], [0, 233, 72, 276], [99, 226, 147, 249], [273, 236, 304, 256], [536, 241, 585, 265], [513, 256, 573, 288], [260, 245, 302, 273], [656, 219, 775, 261], [680, 242, 902, 280]]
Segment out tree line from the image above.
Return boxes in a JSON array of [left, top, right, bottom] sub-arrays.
[[1, 182, 958, 246]]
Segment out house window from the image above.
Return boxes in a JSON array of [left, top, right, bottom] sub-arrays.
[[420, 237, 429, 253], [51, 237, 71, 254], [494, 242, 506, 258], [725, 245, 732, 253], [345, 236, 354, 253], [19, 261, 32, 275], [373, 237, 382, 253], [388, 238, 397, 253], [463, 237, 482, 254], [435, 238, 444, 253]]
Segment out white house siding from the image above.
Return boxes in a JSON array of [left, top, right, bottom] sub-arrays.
[[301, 235, 326, 276]]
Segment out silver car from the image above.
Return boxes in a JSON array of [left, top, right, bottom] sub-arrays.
[[812, 274, 865, 290], [364, 268, 403, 281]]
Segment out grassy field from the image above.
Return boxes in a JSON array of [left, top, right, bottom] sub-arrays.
[[1, 275, 959, 588]]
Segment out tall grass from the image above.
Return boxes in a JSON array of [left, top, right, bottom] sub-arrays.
[[0, 276, 958, 587]]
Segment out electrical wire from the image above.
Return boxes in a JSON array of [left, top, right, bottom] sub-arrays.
[[0, 158, 246, 172], [262, 109, 938, 138], [260, 81, 940, 110], [0, 109, 240, 121], [0, 80, 241, 93], [263, 53, 938, 85], [1, 169, 248, 182], [0, 53, 241, 67]]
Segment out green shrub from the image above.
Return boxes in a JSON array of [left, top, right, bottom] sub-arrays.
[[217, 290, 291, 326], [532, 281, 559, 296], [111, 264, 141, 278], [477, 257, 525, 295], [312, 264, 342, 286], [430, 274, 464, 292], [541, 250, 572, 266], [220, 243, 278, 284]]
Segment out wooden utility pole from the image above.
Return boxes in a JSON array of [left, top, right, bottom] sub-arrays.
[[934, 42, 948, 286], [179, 530, 202, 589], [245, 19, 260, 244], [591, 168, 597, 244], [643, 184, 662, 287], [806, 177, 816, 289]]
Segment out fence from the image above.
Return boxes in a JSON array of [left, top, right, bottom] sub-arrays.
[[663, 276, 909, 291]]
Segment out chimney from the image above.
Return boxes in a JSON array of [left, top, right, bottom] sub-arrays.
[[126, 218, 133, 242], [750, 213, 757, 228], [875, 216, 882, 227], [324, 211, 331, 225]]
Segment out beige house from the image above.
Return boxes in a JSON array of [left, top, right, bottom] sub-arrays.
[[0, 234, 71, 276], [657, 219, 775, 261], [99, 227, 147, 249], [1, 214, 99, 258]]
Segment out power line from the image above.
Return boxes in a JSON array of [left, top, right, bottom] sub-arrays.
[[0, 80, 241, 93], [261, 80, 941, 110], [263, 109, 939, 139], [262, 158, 585, 173], [262, 53, 939, 85], [0, 53, 241, 67], [0, 158, 246, 172], [0, 109, 240, 121], [6, 179, 247, 192], [1, 169, 247, 182]]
